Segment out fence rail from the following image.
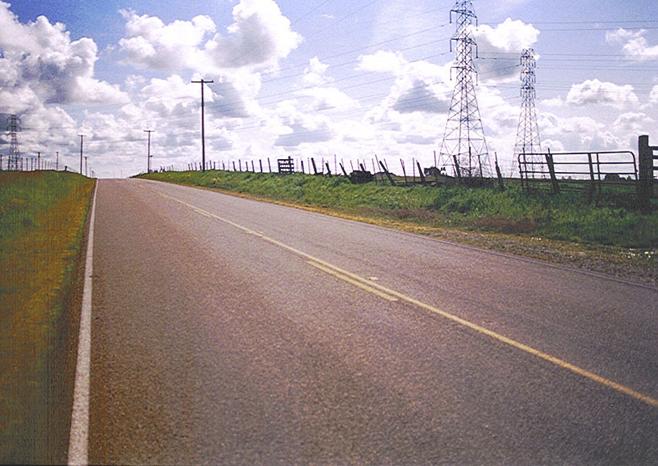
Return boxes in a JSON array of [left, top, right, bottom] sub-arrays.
[[519, 150, 638, 198], [518, 137, 656, 210]]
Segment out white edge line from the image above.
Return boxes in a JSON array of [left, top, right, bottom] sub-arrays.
[[68, 182, 98, 466]]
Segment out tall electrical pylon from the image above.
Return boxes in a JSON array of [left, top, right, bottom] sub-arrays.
[[439, 0, 491, 179], [514, 48, 543, 177], [6, 115, 21, 171]]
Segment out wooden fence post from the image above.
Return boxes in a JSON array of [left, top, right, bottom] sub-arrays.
[[587, 152, 596, 203], [416, 161, 426, 185], [587, 152, 596, 202], [494, 153, 505, 191], [311, 157, 318, 175], [595, 153, 602, 197], [453, 155, 462, 183], [340, 163, 349, 177], [518, 155, 526, 192], [545, 150, 560, 194], [379, 161, 396, 186], [268, 158, 272, 173], [259, 159, 263, 173], [400, 159, 408, 186], [325, 162, 331, 175], [638, 135, 654, 213]]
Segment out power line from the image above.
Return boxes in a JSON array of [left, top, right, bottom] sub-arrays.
[[538, 26, 658, 32], [256, 24, 450, 82], [519, 19, 658, 25], [289, 0, 333, 25], [305, 0, 385, 38], [145, 51, 455, 125], [11, 64, 530, 147]]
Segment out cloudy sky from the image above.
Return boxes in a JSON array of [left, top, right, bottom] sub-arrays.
[[1, 0, 657, 177]]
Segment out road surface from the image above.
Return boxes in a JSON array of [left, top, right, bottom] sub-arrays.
[[87, 179, 657, 464]]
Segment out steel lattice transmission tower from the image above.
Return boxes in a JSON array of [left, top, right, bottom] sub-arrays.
[[6, 114, 21, 171], [514, 48, 543, 177], [439, 0, 491, 179]]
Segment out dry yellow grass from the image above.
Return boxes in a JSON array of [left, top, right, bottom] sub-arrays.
[[0, 171, 94, 464]]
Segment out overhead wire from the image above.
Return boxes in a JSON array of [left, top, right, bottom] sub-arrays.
[[12, 10, 658, 155]]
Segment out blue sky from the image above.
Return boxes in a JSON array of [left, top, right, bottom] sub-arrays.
[[2, 0, 657, 177]]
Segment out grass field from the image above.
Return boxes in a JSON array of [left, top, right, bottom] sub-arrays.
[[0, 171, 95, 464], [141, 170, 658, 249], [139, 170, 657, 284]]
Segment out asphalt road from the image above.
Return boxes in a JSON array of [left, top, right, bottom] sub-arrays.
[[87, 179, 658, 465]]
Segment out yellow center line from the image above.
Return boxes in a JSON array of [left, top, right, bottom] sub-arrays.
[[307, 260, 398, 302], [154, 188, 658, 409]]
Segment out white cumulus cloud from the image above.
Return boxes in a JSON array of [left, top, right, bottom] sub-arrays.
[[606, 28, 658, 61], [303, 57, 330, 86], [206, 0, 302, 69], [650, 84, 658, 104], [566, 79, 638, 108], [119, 9, 215, 71], [392, 80, 449, 114], [475, 18, 540, 53], [271, 101, 334, 147], [358, 51, 450, 117], [357, 50, 406, 74], [474, 18, 540, 81], [0, 1, 127, 109], [119, 0, 302, 72]]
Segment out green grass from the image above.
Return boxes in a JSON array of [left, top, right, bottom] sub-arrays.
[[0, 171, 95, 464], [140, 170, 658, 249]]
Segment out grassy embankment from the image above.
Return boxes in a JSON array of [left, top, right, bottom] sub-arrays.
[[0, 171, 95, 464], [141, 170, 657, 282]]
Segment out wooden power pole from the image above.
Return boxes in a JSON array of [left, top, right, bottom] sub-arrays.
[[191, 79, 214, 172]]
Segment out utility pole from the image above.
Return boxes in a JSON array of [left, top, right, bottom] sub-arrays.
[[56, 151, 59, 171], [191, 78, 214, 171], [144, 129, 154, 173], [79, 134, 84, 174]]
